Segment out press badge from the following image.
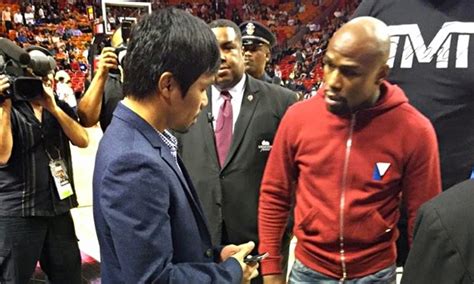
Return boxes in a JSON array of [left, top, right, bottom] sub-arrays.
[[49, 159, 74, 200]]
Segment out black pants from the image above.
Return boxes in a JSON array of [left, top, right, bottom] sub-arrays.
[[0, 213, 81, 284], [4, 21, 12, 32]]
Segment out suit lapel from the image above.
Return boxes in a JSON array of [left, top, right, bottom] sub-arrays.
[[200, 90, 219, 165], [177, 157, 210, 228], [115, 103, 210, 233], [159, 148, 208, 223], [159, 149, 188, 191], [222, 76, 261, 170], [161, 150, 213, 243]]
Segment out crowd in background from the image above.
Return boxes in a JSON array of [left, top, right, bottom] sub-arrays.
[[0, 0, 361, 100], [1, 0, 91, 99], [1, 1, 473, 282]]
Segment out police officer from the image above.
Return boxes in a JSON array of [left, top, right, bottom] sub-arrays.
[[239, 21, 280, 84]]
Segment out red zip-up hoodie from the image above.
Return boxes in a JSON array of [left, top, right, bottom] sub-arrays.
[[258, 81, 441, 280]]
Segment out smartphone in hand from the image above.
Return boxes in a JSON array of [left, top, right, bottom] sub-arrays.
[[244, 252, 269, 263]]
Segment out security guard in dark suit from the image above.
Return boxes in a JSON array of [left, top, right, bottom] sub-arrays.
[[240, 21, 280, 84], [177, 19, 296, 284]]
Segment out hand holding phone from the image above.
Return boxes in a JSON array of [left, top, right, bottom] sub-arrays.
[[230, 241, 260, 282], [244, 252, 269, 263]]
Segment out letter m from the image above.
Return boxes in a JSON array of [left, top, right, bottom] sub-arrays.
[[387, 22, 474, 69]]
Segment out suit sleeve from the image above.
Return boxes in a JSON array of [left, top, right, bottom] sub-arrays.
[[284, 89, 298, 110], [401, 122, 441, 245], [99, 152, 242, 284], [258, 109, 297, 275], [401, 203, 467, 284]]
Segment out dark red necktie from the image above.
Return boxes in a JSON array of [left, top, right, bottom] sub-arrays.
[[215, 91, 233, 167]]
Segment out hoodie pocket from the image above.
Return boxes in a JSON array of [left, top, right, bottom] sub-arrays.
[[345, 209, 393, 244], [299, 208, 319, 231], [298, 207, 337, 243]]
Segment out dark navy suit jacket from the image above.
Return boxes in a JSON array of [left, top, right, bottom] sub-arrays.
[[402, 179, 474, 284], [93, 103, 242, 283]]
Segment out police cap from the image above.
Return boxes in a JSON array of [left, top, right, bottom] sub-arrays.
[[239, 21, 276, 47]]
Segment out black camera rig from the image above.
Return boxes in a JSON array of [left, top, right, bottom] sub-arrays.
[[0, 38, 56, 103]]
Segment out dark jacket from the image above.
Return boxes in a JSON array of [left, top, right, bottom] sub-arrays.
[[402, 179, 474, 284], [93, 103, 242, 283], [177, 75, 297, 248]]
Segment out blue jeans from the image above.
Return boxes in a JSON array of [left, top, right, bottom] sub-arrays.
[[289, 259, 396, 284]]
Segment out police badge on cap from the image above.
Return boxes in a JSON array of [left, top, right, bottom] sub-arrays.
[[239, 21, 276, 47]]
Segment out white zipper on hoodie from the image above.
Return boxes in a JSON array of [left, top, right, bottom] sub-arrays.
[[339, 113, 356, 282]]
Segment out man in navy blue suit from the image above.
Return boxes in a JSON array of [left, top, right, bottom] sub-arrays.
[[93, 8, 258, 283]]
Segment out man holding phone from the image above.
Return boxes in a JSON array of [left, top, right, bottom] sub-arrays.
[[93, 9, 259, 283]]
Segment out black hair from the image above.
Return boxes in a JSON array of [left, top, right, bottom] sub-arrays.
[[122, 8, 220, 100], [209, 19, 242, 42]]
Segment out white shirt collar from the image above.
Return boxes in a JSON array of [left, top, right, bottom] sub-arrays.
[[211, 73, 246, 101], [211, 74, 247, 130]]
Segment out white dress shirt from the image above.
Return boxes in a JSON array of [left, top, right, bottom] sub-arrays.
[[211, 74, 246, 131]]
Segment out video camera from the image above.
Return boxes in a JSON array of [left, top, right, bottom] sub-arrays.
[[0, 38, 56, 103]]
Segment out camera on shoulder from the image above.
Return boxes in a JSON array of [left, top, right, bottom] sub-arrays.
[[0, 38, 56, 103]]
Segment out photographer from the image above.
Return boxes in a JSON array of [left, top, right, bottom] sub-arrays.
[[0, 71, 88, 282], [77, 28, 124, 131]]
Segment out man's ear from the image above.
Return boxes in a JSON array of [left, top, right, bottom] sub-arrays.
[[158, 72, 178, 99], [376, 64, 389, 85], [264, 46, 271, 63]]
